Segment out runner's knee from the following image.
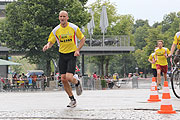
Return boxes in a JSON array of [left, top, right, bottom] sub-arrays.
[[61, 75, 67, 83], [65, 76, 73, 81], [157, 70, 161, 75], [65, 73, 74, 81]]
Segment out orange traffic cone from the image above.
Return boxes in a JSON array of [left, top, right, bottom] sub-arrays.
[[147, 77, 161, 102], [157, 81, 176, 114]]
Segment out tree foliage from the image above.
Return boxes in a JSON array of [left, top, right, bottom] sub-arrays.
[[134, 25, 149, 50]]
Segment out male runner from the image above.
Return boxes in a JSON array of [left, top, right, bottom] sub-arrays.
[[155, 40, 170, 90], [43, 10, 85, 108]]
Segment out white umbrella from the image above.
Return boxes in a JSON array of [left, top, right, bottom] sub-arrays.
[[100, 5, 109, 46], [87, 8, 95, 46]]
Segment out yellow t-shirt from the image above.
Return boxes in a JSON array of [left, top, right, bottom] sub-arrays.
[[48, 22, 84, 53], [155, 47, 170, 66], [173, 31, 180, 49], [113, 75, 116, 80], [149, 53, 156, 69]]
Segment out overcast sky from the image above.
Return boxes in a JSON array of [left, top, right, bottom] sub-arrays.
[[86, 0, 180, 25]]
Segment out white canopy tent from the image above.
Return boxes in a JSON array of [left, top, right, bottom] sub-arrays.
[[0, 59, 21, 66], [0, 59, 21, 79]]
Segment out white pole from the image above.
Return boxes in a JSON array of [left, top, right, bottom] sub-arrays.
[[103, 31, 105, 46], [54, 66, 58, 89], [90, 32, 92, 47]]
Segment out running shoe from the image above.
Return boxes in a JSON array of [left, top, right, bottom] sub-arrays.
[[67, 100, 77, 108], [159, 84, 162, 90], [75, 80, 83, 96], [74, 75, 83, 96]]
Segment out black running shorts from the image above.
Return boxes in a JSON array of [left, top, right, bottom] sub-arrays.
[[152, 68, 157, 77], [59, 52, 76, 75]]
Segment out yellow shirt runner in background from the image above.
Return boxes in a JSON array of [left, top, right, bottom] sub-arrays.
[[149, 52, 156, 69]]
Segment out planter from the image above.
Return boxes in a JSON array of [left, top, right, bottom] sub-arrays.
[[101, 79, 107, 89]]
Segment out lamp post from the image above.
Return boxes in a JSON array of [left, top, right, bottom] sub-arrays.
[[135, 67, 138, 74]]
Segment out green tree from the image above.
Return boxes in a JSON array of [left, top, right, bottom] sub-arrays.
[[0, 18, 5, 44], [1, 0, 90, 76], [109, 53, 136, 77], [162, 12, 177, 33], [111, 15, 134, 35], [133, 19, 149, 33], [134, 25, 149, 50], [11, 60, 22, 74], [133, 49, 149, 77], [144, 26, 164, 55]]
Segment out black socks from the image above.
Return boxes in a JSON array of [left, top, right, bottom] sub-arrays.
[[75, 80, 80, 87], [69, 95, 76, 101], [69, 81, 80, 101]]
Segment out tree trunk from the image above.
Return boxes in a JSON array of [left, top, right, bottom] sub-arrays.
[[46, 59, 51, 77], [123, 58, 126, 77], [98, 64, 101, 76], [101, 56, 104, 78], [144, 68, 147, 78], [105, 58, 110, 76]]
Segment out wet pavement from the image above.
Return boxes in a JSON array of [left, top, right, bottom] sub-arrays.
[[0, 86, 179, 120]]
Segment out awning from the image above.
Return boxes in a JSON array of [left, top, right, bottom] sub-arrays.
[[0, 59, 21, 66]]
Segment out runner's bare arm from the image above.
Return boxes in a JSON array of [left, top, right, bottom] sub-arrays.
[[155, 54, 157, 62], [74, 37, 85, 56], [148, 59, 154, 64], [43, 42, 54, 52], [168, 43, 176, 57], [148, 59, 152, 63]]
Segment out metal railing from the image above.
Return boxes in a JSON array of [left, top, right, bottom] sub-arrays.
[[0, 76, 136, 92], [0, 77, 46, 92], [81, 76, 102, 90], [84, 35, 130, 47]]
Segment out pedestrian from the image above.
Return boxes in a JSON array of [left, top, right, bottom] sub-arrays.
[[21, 73, 26, 88], [115, 73, 119, 81], [32, 73, 37, 89], [93, 72, 97, 80], [42, 74, 47, 90], [28, 75, 32, 85], [28, 75, 33, 89], [12, 73, 17, 85], [155, 40, 170, 90], [43, 10, 85, 108], [107, 76, 114, 89], [17, 75, 21, 88], [132, 73, 139, 88]]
